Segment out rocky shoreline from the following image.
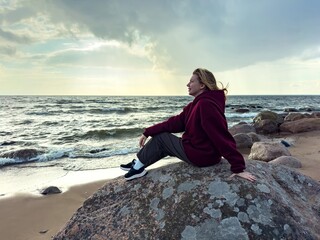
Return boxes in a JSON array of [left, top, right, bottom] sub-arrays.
[[229, 110, 320, 169], [230, 110, 320, 136]]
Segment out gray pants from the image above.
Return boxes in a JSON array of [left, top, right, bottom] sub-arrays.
[[137, 132, 192, 167]]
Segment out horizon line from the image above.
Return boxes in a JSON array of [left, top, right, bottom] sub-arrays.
[[0, 94, 320, 97]]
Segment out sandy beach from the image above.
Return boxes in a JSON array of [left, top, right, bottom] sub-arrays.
[[0, 181, 108, 240], [0, 131, 319, 240], [0, 167, 125, 240]]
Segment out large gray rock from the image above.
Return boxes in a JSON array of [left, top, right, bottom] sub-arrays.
[[247, 132, 262, 143], [280, 118, 320, 133], [269, 156, 302, 168], [54, 161, 320, 240], [284, 112, 309, 122], [0, 149, 43, 167], [284, 108, 299, 112], [253, 119, 279, 134], [253, 111, 284, 134], [235, 108, 250, 113], [229, 123, 256, 135], [253, 111, 283, 125], [233, 133, 253, 149], [248, 142, 291, 162]]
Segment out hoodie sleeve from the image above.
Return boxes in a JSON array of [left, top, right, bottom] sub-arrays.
[[143, 104, 189, 137], [199, 99, 246, 173]]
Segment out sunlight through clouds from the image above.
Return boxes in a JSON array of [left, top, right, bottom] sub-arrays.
[[0, 0, 319, 95]]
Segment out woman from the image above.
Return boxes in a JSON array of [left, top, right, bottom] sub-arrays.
[[120, 68, 256, 182]]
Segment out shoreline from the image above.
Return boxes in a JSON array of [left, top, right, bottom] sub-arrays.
[[0, 156, 180, 199], [0, 166, 125, 199], [0, 131, 319, 240]]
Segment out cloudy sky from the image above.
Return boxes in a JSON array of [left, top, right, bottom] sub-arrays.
[[0, 0, 319, 95]]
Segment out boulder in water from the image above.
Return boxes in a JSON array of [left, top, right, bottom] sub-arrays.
[[1, 148, 41, 160], [235, 108, 250, 113], [41, 186, 62, 195]]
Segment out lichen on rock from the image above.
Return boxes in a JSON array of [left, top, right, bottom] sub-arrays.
[[54, 160, 320, 240]]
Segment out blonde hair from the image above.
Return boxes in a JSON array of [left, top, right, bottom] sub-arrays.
[[193, 68, 228, 97]]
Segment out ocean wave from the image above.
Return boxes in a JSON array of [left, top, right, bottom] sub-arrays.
[[225, 112, 258, 126], [81, 128, 142, 139], [11, 106, 25, 109], [58, 127, 143, 142], [26, 111, 59, 116], [69, 105, 84, 109], [0, 145, 139, 168], [36, 150, 71, 162], [0, 148, 72, 167], [0, 131, 12, 137], [226, 104, 263, 109], [40, 121, 61, 126], [88, 107, 137, 114], [84, 106, 181, 115], [225, 112, 258, 118], [84, 99, 120, 104], [0, 141, 16, 146], [33, 104, 57, 108], [55, 99, 85, 104], [0, 157, 36, 167], [14, 119, 34, 125], [69, 147, 137, 159], [0, 148, 41, 167]]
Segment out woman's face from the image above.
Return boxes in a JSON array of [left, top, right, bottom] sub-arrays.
[[187, 74, 206, 97]]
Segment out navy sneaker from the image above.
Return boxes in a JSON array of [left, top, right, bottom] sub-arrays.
[[120, 159, 136, 171], [124, 167, 147, 181]]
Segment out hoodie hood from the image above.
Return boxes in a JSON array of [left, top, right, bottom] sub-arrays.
[[193, 90, 226, 113]]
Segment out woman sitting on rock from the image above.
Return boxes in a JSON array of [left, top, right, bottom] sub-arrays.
[[120, 68, 256, 182]]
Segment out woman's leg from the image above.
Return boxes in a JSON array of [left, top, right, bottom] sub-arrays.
[[137, 132, 191, 167]]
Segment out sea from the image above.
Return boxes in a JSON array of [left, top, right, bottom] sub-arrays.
[[1, 95, 319, 171]]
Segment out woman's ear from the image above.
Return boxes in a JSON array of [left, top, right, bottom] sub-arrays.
[[200, 83, 206, 89]]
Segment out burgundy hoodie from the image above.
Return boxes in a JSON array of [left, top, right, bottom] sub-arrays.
[[143, 90, 246, 173]]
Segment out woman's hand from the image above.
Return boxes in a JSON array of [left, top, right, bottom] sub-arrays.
[[229, 171, 256, 182], [139, 134, 147, 148]]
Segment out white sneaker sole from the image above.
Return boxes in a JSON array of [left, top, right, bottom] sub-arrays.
[[120, 167, 131, 171], [125, 170, 147, 181]]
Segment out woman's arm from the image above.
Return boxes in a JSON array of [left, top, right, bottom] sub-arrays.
[[143, 103, 191, 137], [199, 100, 246, 173]]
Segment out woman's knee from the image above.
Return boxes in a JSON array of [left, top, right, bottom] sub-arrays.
[[152, 132, 171, 143], [153, 132, 170, 138]]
